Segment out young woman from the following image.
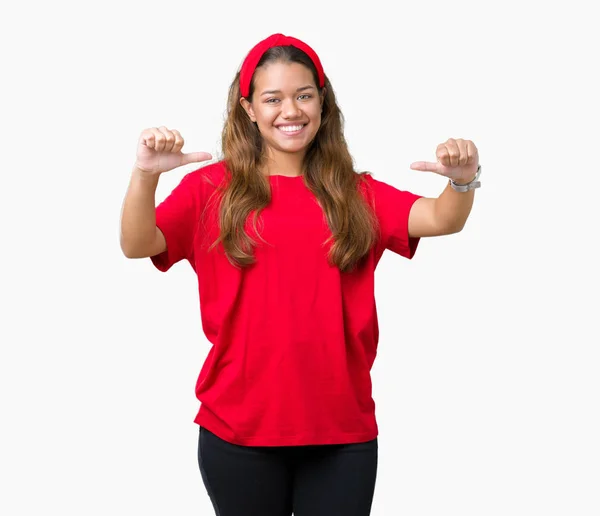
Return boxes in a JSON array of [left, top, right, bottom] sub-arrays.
[[120, 33, 481, 516]]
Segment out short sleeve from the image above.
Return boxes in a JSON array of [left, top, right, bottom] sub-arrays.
[[150, 171, 200, 272], [362, 174, 423, 259]]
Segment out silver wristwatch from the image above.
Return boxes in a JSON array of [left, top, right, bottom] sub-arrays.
[[449, 164, 482, 192]]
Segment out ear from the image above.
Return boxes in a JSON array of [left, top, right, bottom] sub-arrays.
[[240, 97, 257, 123]]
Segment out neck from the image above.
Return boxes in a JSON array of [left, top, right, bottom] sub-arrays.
[[262, 148, 305, 177]]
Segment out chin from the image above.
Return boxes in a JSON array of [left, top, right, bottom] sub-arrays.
[[280, 144, 310, 154]]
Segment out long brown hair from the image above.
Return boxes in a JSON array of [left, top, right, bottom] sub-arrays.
[[213, 45, 379, 273]]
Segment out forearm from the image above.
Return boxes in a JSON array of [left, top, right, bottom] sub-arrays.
[[434, 180, 475, 233], [120, 166, 160, 257]]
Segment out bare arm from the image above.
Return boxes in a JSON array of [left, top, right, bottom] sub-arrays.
[[120, 127, 212, 259], [119, 165, 166, 258], [408, 182, 475, 237], [408, 137, 479, 237]]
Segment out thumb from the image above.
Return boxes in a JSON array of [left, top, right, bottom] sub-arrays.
[[181, 151, 213, 165], [410, 161, 441, 173]]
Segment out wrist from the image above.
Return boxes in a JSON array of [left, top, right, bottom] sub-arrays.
[[451, 173, 477, 186], [132, 164, 160, 182], [449, 164, 482, 192], [131, 165, 160, 190]]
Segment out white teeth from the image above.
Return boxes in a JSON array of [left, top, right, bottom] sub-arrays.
[[278, 125, 304, 132]]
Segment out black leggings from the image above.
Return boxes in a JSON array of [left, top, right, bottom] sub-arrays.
[[198, 426, 378, 516]]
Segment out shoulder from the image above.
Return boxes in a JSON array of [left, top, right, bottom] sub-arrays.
[[357, 171, 417, 197], [356, 171, 394, 204], [356, 171, 375, 197], [175, 160, 228, 204], [184, 160, 228, 189], [356, 171, 396, 193], [356, 171, 422, 217]]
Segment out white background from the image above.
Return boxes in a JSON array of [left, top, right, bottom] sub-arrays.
[[1, 0, 599, 514]]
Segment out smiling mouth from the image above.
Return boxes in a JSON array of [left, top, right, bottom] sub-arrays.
[[276, 124, 306, 135]]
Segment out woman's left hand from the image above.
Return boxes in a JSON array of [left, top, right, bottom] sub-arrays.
[[410, 138, 479, 184]]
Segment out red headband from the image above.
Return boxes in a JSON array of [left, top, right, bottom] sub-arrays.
[[239, 33, 325, 98]]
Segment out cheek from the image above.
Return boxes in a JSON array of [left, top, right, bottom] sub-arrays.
[[257, 110, 277, 126], [309, 104, 323, 119]]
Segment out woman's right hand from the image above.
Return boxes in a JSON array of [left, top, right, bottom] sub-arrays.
[[134, 126, 213, 175]]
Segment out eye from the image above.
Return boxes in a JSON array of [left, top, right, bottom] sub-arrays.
[[265, 94, 312, 104]]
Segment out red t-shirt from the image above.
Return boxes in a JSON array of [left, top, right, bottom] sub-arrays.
[[151, 161, 421, 446]]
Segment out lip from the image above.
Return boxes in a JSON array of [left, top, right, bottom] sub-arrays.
[[276, 123, 307, 136]]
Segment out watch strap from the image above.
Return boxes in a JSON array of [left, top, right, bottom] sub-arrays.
[[450, 164, 482, 192]]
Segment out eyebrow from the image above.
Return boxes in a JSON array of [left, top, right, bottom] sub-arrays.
[[260, 85, 316, 96]]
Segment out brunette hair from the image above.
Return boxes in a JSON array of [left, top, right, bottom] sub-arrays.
[[212, 45, 379, 273]]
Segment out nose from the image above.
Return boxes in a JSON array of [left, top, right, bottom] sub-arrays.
[[281, 98, 302, 119]]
